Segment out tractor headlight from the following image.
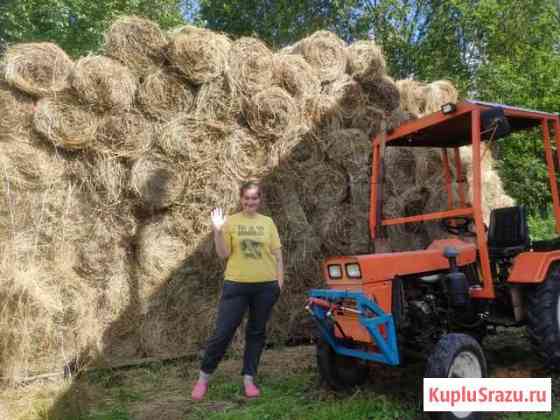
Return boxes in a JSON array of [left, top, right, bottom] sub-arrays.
[[328, 264, 343, 279], [345, 263, 362, 279]]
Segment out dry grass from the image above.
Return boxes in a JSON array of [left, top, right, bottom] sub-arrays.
[[2, 42, 73, 97], [272, 53, 320, 99], [324, 74, 367, 121], [194, 74, 241, 121], [95, 111, 154, 159], [347, 39, 386, 83], [229, 37, 274, 97], [71, 55, 137, 112], [295, 30, 347, 83], [362, 75, 400, 112], [0, 82, 35, 140]]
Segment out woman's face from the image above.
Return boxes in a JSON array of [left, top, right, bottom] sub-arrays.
[[241, 186, 261, 214]]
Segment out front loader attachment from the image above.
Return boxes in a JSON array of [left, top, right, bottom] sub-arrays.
[[307, 289, 400, 366]]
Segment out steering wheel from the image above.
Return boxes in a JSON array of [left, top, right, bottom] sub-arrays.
[[440, 217, 476, 237]]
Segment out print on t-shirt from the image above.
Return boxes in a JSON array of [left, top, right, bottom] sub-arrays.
[[237, 224, 265, 259]]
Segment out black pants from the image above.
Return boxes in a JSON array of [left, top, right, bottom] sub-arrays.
[[201, 280, 280, 376]]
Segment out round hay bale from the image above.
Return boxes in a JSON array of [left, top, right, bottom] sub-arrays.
[[350, 105, 384, 136], [0, 82, 35, 139], [316, 204, 365, 255], [0, 137, 65, 190], [89, 155, 129, 204], [325, 128, 370, 173], [229, 37, 274, 97], [424, 80, 459, 115], [104, 16, 168, 78], [295, 31, 347, 83], [137, 70, 196, 121], [272, 53, 320, 98], [129, 155, 185, 210], [2, 42, 73, 97], [386, 108, 413, 131], [33, 94, 99, 150], [158, 116, 227, 160], [70, 55, 137, 112], [194, 74, 241, 121], [396, 79, 427, 117], [223, 126, 268, 180], [347, 39, 386, 83], [168, 29, 230, 85], [268, 124, 321, 168], [303, 94, 343, 138], [362, 75, 400, 112], [324, 74, 367, 121], [96, 111, 154, 158], [244, 87, 300, 138], [299, 162, 347, 213]]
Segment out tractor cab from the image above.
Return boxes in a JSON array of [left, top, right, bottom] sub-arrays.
[[307, 101, 560, 412]]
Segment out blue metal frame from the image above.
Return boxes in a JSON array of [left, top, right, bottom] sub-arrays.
[[308, 289, 400, 366]]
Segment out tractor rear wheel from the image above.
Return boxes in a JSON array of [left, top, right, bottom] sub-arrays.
[[424, 333, 487, 420], [316, 336, 368, 391], [527, 264, 560, 369]]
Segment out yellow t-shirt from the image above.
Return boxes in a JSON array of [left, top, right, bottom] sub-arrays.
[[223, 212, 282, 283]]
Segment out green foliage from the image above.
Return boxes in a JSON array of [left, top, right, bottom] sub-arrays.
[[0, 0, 185, 57], [528, 208, 558, 241]]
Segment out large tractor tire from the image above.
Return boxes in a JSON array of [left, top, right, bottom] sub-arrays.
[[316, 336, 368, 391], [527, 264, 560, 369], [424, 333, 487, 420]]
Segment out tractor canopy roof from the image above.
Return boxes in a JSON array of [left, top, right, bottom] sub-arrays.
[[385, 100, 558, 148]]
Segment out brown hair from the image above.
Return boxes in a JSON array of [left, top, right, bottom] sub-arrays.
[[239, 180, 261, 197]]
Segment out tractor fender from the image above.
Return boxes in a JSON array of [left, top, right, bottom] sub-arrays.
[[508, 251, 560, 283]]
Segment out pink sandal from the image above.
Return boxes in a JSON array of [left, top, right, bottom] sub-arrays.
[[191, 380, 208, 401], [244, 381, 261, 398]]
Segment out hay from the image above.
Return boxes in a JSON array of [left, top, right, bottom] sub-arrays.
[[70, 55, 137, 112], [33, 94, 99, 150], [362, 75, 400, 112], [0, 137, 65, 191], [223, 126, 268, 180], [229, 37, 274, 97], [104, 16, 168, 78], [324, 75, 367, 121], [299, 162, 347, 213], [129, 155, 185, 210], [244, 86, 300, 138], [324, 128, 371, 174], [316, 204, 368, 255], [351, 105, 384, 136], [194, 74, 241, 121], [88, 155, 129, 205], [396, 79, 427, 117], [2, 43, 73, 97], [168, 29, 230, 85], [303, 94, 343, 137], [272, 53, 320, 98], [295, 31, 347, 83], [137, 70, 196, 121], [268, 125, 321, 168], [95, 111, 154, 158], [347, 39, 386, 83], [0, 82, 35, 140], [424, 80, 459, 114]]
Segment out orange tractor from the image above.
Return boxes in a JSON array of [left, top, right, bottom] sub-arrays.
[[307, 101, 560, 417]]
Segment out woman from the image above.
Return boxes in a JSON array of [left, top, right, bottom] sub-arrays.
[[191, 181, 284, 400]]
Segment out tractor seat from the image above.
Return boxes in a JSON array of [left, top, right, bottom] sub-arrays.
[[487, 206, 530, 258]]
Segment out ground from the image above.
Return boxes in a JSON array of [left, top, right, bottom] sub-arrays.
[[1, 328, 559, 420]]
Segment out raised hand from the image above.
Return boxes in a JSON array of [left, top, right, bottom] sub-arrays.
[[211, 208, 226, 231]]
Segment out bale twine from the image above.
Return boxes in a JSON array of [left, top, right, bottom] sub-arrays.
[[347, 39, 386, 83], [424, 80, 459, 115], [168, 29, 230, 85], [33, 94, 99, 150], [70, 55, 137, 112], [324, 75, 367, 121], [137, 70, 196, 121], [194, 74, 241, 122], [223, 126, 268, 180], [396, 79, 427, 117], [96, 111, 154, 158], [295, 31, 347, 83], [104, 16, 168, 78], [0, 82, 35, 139], [129, 155, 186, 210], [244, 86, 300, 138], [362, 75, 400, 112], [272, 53, 320, 99], [229, 37, 274, 97], [303, 94, 343, 138], [299, 162, 347, 213], [2, 43, 73, 97], [350, 105, 384, 136], [0, 137, 65, 190]]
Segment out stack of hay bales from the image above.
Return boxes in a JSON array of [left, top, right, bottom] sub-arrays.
[[0, 16, 512, 381]]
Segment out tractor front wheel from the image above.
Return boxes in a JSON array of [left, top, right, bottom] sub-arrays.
[[527, 265, 560, 369], [316, 336, 368, 391], [424, 333, 487, 420]]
